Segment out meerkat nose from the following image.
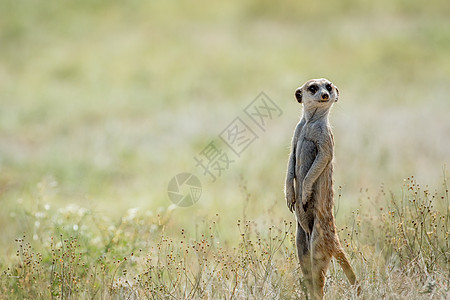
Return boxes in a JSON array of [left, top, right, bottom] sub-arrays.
[[321, 93, 329, 100]]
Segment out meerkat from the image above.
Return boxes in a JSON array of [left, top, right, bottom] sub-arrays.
[[285, 78, 359, 299]]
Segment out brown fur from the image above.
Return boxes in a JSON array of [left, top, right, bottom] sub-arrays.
[[285, 78, 360, 299]]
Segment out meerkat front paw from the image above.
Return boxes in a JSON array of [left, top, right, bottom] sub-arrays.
[[285, 183, 296, 212], [302, 186, 312, 206], [286, 194, 296, 212]]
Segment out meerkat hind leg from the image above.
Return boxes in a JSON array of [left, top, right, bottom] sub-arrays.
[[296, 223, 313, 296], [310, 225, 332, 299]]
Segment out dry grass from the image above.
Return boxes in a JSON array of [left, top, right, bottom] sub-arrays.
[[1, 176, 448, 299]]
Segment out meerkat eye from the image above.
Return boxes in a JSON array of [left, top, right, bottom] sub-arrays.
[[325, 84, 332, 92], [308, 85, 318, 94]]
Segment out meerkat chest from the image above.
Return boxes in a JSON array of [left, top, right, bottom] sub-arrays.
[[296, 125, 320, 169]]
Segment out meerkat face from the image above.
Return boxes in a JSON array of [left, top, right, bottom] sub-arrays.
[[295, 78, 339, 107]]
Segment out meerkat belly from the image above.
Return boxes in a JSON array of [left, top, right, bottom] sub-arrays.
[[297, 138, 318, 182]]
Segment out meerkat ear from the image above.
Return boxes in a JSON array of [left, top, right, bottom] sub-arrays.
[[334, 85, 340, 102], [295, 88, 303, 103]]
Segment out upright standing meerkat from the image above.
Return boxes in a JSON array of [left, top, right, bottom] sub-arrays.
[[285, 78, 359, 299]]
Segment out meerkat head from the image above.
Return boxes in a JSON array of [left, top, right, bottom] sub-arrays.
[[295, 78, 339, 108]]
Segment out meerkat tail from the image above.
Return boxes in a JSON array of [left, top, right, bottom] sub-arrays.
[[334, 247, 357, 285], [333, 246, 362, 295]]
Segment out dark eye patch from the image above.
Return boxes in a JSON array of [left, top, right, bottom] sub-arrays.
[[325, 84, 332, 92], [308, 84, 318, 94]]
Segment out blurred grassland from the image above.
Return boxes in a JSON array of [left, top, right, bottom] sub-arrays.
[[0, 0, 449, 292]]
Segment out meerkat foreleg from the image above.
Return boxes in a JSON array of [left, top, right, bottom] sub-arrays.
[[285, 120, 304, 212], [285, 151, 297, 212], [301, 147, 331, 207]]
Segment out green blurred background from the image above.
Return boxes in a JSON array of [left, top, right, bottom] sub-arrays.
[[0, 0, 449, 255]]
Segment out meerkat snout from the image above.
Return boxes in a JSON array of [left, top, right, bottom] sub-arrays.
[[321, 93, 329, 100]]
